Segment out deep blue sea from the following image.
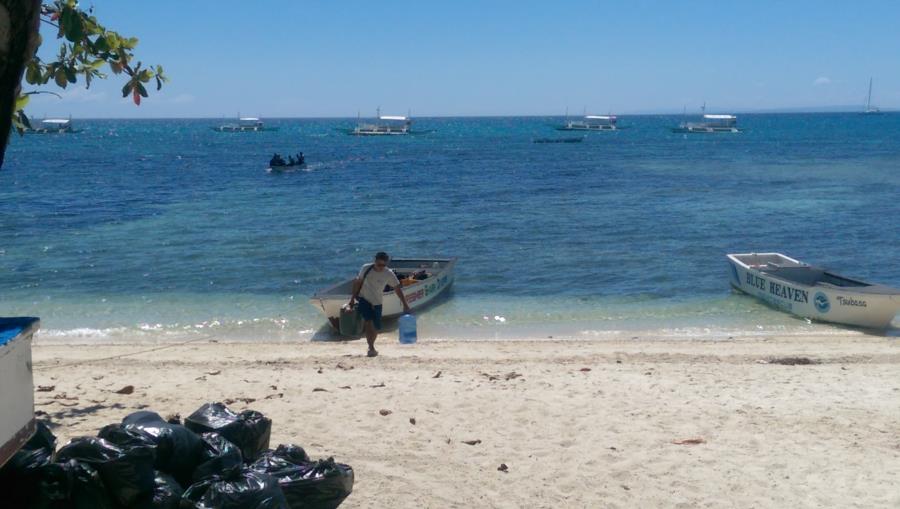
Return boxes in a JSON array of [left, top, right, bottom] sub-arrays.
[[2, 114, 899, 342]]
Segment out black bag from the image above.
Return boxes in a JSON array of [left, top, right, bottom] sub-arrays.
[[43, 459, 117, 509], [132, 471, 183, 509], [192, 432, 243, 483], [182, 469, 288, 509], [121, 410, 204, 486], [251, 449, 353, 509], [56, 436, 156, 507], [0, 421, 57, 508], [184, 403, 272, 462]]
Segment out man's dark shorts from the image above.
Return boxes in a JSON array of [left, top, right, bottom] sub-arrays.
[[357, 297, 383, 330]]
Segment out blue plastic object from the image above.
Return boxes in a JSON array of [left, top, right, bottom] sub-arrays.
[[398, 314, 417, 344]]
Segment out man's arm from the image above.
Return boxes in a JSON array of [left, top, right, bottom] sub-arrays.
[[348, 278, 362, 307], [394, 285, 411, 314]]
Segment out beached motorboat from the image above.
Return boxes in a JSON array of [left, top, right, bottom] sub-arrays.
[[672, 114, 742, 133], [311, 258, 456, 331], [0, 317, 39, 467], [557, 115, 619, 131], [727, 253, 900, 329], [213, 117, 277, 132], [24, 117, 77, 134]]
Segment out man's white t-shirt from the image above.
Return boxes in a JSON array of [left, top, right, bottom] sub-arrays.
[[357, 263, 400, 306]]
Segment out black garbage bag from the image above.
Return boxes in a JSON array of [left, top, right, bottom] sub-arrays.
[[182, 469, 288, 509], [40, 459, 117, 509], [0, 421, 57, 508], [56, 436, 155, 507], [121, 410, 204, 486], [253, 457, 354, 509], [192, 432, 243, 483], [250, 444, 310, 474], [184, 403, 272, 462], [132, 471, 183, 509]]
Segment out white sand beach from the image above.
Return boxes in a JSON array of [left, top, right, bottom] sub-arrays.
[[31, 333, 900, 508]]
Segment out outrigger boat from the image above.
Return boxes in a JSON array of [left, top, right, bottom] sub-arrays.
[[727, 253, 900, 329], [672, 113, 741, 133], [311, 258, 456, 332], [213, 117, 277, 132], [557, 114, 619, 131], [24, 117, 77, 134], [0, 317, 40, 467], [344, 108, 432, 136]]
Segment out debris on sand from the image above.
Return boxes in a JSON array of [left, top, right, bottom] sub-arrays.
[[114, 385, 135, 395], [379, 409, 392, 416], [672, 438, 706, 445]]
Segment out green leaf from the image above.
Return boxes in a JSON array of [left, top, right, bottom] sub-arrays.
[[64, 66, 77, 84], [121, 82, 132, 98], [136, 82, 148, 97], [94, 35, 109, 52], [25, 63, 41, 85], [54, 68, 68, 88], [62, 8, 85, 42], [15, 94, 30, 111]]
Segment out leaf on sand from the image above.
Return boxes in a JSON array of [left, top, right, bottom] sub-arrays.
[[432, 371, 442, 378], [409, 418, 416, 425], [114, 385, 134, 395], [579, 368, 591, 372], [462, 439, 481, 446], [207, 370, 221, 376], [498, 463, 508, 473], [672, 438, 706, 445], [37, 385, 56, 392], [370, 382, 386, 388], [379, 409, 392, 416], [264, 393, 283, 399], [312, 388, 328, 392]]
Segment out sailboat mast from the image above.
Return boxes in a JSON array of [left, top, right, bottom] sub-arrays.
[[866, 78, 873, 111]]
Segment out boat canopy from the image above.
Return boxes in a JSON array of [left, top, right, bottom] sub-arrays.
[[379, 115, 409, 121], [239, 117, 261, 122], [585, 115, 615, 120], [41, 119, 70, 124], [703, 114, 736, 120]]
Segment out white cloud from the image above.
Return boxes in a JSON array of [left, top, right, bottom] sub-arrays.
[[813, 76, 831, 86]]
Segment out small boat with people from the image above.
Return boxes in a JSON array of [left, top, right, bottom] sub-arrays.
[[311, 258, 456, 332], [267, 152, 306, 172], [213, 116, 277, 132], [23, 117, 77, 134], [727, 252, 900, 329]]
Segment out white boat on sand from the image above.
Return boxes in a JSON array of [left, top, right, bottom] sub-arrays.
[[311, 258, 456, 332], [727, 253, 900, 329]]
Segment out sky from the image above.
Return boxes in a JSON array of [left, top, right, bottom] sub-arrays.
[[25, 1, 900, 118]]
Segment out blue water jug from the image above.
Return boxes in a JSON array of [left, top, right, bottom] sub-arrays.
[[398, 314, 417, 344]]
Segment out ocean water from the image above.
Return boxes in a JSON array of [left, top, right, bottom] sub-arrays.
[[2, 114, 899, 342]]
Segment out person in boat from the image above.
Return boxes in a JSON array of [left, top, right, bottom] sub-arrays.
[[297, 152, 305, 165], [349, 251, 411, 358], [288, 155, 296, 165], [270, 153, 285, 167]]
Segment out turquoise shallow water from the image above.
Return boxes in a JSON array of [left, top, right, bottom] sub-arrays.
[[2, 114, 899, 341]]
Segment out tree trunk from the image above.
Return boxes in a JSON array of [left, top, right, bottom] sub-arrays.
[[0, 0, 41, 170]]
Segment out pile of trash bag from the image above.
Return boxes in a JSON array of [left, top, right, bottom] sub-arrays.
[[0, 402, 354, 509]]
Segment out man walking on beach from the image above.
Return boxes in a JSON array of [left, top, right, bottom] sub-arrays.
[[349, 252, 411, 357]]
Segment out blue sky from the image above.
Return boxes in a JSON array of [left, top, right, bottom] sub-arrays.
[[26, 1, 900, 118]]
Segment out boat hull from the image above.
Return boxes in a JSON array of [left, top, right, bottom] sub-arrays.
[[557, 125, 617, 131], [727, 255, 900, 329], [0, 317, 39, 467], [310, 259, 456, 331], [672, 126, 742, 133]]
